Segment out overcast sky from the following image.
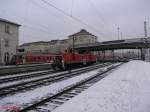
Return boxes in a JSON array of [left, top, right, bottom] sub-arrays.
[[0, 0, 150, 44]]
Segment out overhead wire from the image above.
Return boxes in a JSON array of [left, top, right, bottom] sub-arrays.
[[70, 0, 74, 17], [86, 0, 113, 33], [22, 25, 66, 37], [87, 0, 107, 26], [0, 3, 67, 39], [39, 0, 105, 37], [1, 0, 107, 41], [0, 0, 69, 40], [30, 0, 83, 36], [24, 0, 67, 37], [30, 0, 77, 27]]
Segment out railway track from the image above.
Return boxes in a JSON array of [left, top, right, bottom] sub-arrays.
[[0, 63, 52, 76], [0, 63, 105, 84], [0, 70, 55, 84], [0, 63, 111, 97], [19, 63, 122, 112]]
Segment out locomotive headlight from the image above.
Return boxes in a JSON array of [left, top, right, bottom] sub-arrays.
[[50, 60, 54, 63]]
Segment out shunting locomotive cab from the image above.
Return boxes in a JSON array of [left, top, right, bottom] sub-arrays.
[[51, 55, 64, 70], [51, 47, 97, 71]]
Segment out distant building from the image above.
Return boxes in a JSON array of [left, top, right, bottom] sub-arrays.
[[68, 29, 98, 46], [0, 18, 20, 65], [48, 39, 69, 53], [19, 41, 50, 54], [18, 39, 69, 54], [18, 29, 98, 54]]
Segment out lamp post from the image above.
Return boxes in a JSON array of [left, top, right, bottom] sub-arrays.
[[0, 38, 4, 65], [68, 35, 75, 72], [117, 27, 120, 40], [72, 35, 75, 52]]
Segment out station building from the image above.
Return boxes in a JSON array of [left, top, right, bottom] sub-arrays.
[[68, 29, 98, 46], [0, 18, 20, 65]]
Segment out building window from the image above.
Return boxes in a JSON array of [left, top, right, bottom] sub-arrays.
[[4, 52, 9, 64], [5, 39, 9, 47], [5, 24, 10, 34]]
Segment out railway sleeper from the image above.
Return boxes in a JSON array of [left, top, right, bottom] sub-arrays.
[[66, 92, 78, 95], [35, 107, 51, 112], [61, 94, 74, 98], [49, 100, 64, 105], [70, 90, 82, 93], [56, 97, 70, 101]]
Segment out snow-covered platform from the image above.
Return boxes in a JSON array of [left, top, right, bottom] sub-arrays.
[[53, 60, 150, 112]]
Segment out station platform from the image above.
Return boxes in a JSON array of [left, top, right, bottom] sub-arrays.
[[53, 60, 150, 112]]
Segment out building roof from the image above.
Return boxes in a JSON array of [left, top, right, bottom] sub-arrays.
[[20, 39, 68, 47], [0, 18, 21, 26], [20, 41, 49, 46], [68, 29, 97, 37]]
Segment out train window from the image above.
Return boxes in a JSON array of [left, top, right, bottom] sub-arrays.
[[38, 57, 41, 60], [43, 57, 46, 60], [25, 57, 28, 61], [33, 57, 36, 61], [72, 54, 75, 60], [19, 55, 22, 59]]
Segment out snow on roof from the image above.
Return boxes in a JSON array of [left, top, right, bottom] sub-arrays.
[[53, 60, 150, 112], [0, 68, 101, 107]]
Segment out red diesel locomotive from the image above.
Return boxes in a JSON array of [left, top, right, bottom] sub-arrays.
[[51, 52, 97, 70]]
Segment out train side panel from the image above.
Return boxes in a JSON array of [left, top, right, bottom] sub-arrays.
[[16, 54, 54, 64], [51, 53, 97, 70]]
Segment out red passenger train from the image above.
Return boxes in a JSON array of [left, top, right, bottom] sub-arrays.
[[14, 50, 97, 70], [15, 53, 56, 64]]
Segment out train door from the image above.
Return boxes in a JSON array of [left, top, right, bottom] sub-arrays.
[[22, 55, 26, 64], [51, 55, 64, 70]]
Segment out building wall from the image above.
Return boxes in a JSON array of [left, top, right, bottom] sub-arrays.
[[19, 39, 69, 54], [19, 44, 49, 54], [0, 21, 19, 65], [19, 42, 60, 54], [68, 34, 97, 46]]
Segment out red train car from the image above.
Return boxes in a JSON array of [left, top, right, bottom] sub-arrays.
[[16, 53, 56, 64]]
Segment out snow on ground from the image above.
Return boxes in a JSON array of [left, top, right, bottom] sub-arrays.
[[0, 67, 105, 107], [0, 70, 67, 88], [0, 63, 103, 88], [53, 60, 150, 112]]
